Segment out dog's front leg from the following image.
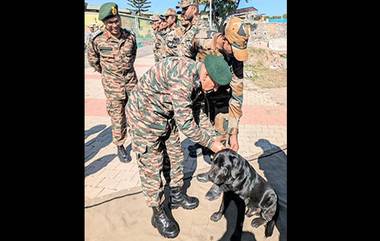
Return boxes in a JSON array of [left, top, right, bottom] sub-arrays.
[[210, 192, 225, 222], [205, 184, 223, 201], [251, 217, 267, 228], [245, 206, 261, 217]]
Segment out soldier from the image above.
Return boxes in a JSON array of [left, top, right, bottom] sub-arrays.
[[175, 0, 209, 60], [150, 15, 161, 31], [150, 15, 162, 62], [195, 17, 250, 197], [160, 8, 182, 58], [87, 2, 137, 163], [126, 55, 231, 238], [152, 16, 169, 63]]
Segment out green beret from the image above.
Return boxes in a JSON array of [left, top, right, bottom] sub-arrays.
[[99, 2, 119, 21], [204, 55, 232, 86]]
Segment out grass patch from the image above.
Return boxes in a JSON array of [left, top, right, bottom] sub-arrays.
[[245, 48, 287, 88]]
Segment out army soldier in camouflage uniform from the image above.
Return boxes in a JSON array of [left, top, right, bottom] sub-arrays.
[[87, 2, 137, 163], [160, 8, 182, 59], [175, 0, 209, 60], [126, 55, 232, 238], [195, 17, 251, 197], [153, 16, 170, 63], [150, 15, 163, 62]]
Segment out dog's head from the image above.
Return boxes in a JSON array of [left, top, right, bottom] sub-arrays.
[[208, 149, 244, 185]]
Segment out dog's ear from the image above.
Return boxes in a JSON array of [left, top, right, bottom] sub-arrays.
[[230, 155, 242, 179]]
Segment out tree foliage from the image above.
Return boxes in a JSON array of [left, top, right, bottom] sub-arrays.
[[127, 0, 151, 16], [199, 0, 250, 31]]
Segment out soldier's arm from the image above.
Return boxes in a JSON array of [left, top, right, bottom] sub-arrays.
[[87, 38, 101, 73], [228, 62, 244, 135], [171, 79, 215, 149], [198, 107, 218, 136], [128, 32, 137, 64]]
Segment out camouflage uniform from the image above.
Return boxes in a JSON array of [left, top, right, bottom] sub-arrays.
[[162, 25, 183, 58], [153, 28, 166, 62], [177, 15, 209, 60], [87, 29, 138, 145], [155, 28, 170, 63], [126, 57, 216, 207]]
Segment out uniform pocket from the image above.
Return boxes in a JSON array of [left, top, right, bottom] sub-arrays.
[[99, 47, 114, 58]]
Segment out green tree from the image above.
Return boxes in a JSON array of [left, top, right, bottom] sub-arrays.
[[127, 0, 151, 16], [199, 0, 250, 31], [282, 13, 287, 19]]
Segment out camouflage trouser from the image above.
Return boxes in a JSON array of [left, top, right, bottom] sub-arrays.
[[131, 119, 184, 207], [106, 98, 127, 146]]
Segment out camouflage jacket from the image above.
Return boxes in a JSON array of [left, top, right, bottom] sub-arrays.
[[127, 57, 215, 149], [194, 32, 244, 135], [153, 28, 168, 62], [162, 24, 183, 58], [87, 28, 138, 100], [177, 16, 209, 60]]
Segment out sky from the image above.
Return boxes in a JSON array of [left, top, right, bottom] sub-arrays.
[[86, 0, 287, 16]]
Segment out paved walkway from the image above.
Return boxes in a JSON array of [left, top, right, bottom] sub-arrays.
[[85, 53, 287, 205]]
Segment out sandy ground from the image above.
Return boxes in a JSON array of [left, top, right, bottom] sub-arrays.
[[85, 149, 287, 241]]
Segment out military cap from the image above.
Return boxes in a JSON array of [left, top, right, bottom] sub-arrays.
[[98, 2, 119, 21], [161, 8, 177, 17], [150, 15, 161, 22], [224, 16, 250, 61], [204, 55, 232, 86]]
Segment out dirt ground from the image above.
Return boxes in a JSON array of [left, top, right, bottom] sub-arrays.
[[86, 181, 277, 241], [245, 48, 287, 89], [85, 148, 287, 241]]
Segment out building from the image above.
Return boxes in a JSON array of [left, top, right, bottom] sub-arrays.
[[231, 6, 258, 23]]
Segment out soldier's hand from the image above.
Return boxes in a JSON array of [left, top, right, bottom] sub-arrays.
[[229, 134, 239, 152], [210, 140, 225, 153]]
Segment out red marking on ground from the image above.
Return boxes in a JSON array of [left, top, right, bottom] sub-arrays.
[[85, 98, 286, 126], [85, 99, 107, 116], [240, 105, 286, 126]]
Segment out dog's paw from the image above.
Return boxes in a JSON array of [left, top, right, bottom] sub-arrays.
[[251, 218, 266, 228], [210, 212, 223, 222], [205, 190, 221, 201]]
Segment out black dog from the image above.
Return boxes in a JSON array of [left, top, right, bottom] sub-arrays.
[[207, 149, 278, 237]]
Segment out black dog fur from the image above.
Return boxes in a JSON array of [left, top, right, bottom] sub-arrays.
[[207, 149, 278, 237]]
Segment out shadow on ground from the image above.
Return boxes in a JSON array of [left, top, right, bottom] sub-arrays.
[[85, 124, 107, 139], [218, 192, 257, 241], [85, 154, 117, 177], [85, 126, 112, 162], [255, 139, 287, 241]]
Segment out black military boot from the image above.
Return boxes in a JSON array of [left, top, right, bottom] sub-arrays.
[[117, 145, 131, 163], [151, 206, 179, 239], [196, 171, 210, 183], [170, 187, 199, 210]]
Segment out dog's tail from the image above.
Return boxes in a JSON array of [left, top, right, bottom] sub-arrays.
[[264, 201, 279, 237]]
